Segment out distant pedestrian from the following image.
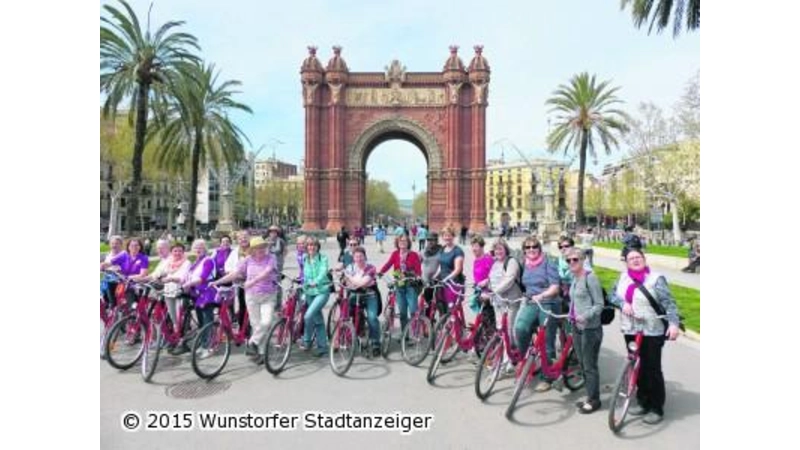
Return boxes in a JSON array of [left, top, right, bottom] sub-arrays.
[[336, 227, 350, 260], [375, 225, 387, 253], [416, 224, 428, 252], [460, 225, 468, 245]]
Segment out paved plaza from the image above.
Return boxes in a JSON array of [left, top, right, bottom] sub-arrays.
[[100, 237, 700, 449]]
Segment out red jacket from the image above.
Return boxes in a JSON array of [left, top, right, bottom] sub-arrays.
[[379, 250, 422, 277]]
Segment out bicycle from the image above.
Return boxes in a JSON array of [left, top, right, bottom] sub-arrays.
[[505, 297, 585, 419], [190, 285, 252, 380], [474, 296, 526, 400], [378, 275, 422, 359], [427, 282, 495, 384], [329, 283, 380, 376], [608, 312, 667, 433], [400, 280, 448, 366], [326, 271, 347, 339], [138, 288, 202, 382], [100, 270, 132, 359], [105, 280, 157, 371], [264, 277, 309, 375]]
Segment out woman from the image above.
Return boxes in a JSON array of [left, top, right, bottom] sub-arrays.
[[434, 226, 465, 308], [375, 225, 387, 253], [515, 236, 561, 392], [224, 231, 250, 328], [610, 248, 682, 425], [486, 238, 523, 343], [378, 235, 422, 333], [267, 225, 287, 273], [344, 246, 381, 356], [175, 239, 215, 356], [302, 237, 331, 356], [295, 235, 308, 282], [212, 237, 279, 363], [470, 234, 496, 325], [212, 235, 233, 280], [566, 247, 604, 414], [100, 235, 126, 308], [420, 233, 442, 313], [150, 243, 191, 343]]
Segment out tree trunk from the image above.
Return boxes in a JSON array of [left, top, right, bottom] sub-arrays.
[[107, 190, 121, 241], [188, 129, 203, 239], [670, 200, 682, 243], [577, 131, 589, 225], [127, 82, 150, 236]]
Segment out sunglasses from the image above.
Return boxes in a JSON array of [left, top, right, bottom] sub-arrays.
[[524, 245, 540, 250], [566, 257, 581, 263], [349, 243, 358, 246], [559, 245, 571, 249]]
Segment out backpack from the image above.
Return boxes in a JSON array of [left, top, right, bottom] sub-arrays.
[[503, 251, 526, 293], [584, 273, 614, 325]]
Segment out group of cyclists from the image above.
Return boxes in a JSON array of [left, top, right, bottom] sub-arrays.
[[101, 223, 682, 426]]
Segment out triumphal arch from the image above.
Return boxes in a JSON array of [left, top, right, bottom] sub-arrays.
[[300, 45, 490, 232]]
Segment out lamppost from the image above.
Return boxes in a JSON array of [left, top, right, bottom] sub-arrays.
[[411, 181, 416, 223]]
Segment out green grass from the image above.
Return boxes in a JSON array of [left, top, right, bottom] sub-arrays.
[[594, 241, 689, 258], [100, 243, 110, 253], [592, 266, 700, 333]]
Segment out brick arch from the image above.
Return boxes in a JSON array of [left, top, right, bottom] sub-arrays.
[[301, 47, 489, 233], [348, 117, 442, 172]]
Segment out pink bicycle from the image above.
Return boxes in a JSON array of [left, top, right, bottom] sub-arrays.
[[264, 278, 309, 374], [474, 296, 527, 400], [400, 280, 448, 366], [191, 285, 252, 379], [378, 275, 422, 359], [100, 270, 132, 359], [427, 282, 495, 383], [139, 289, 201, 382], [505, 298, 585, 419], [105, 280, 158, 371], [329, 282, 380, 376], [608, 312, 667, 433]]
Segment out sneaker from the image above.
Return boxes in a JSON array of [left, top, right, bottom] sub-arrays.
[[628, 404, 649, 416], [372, 347, 381, 358], [534, 381, 552, 392], [314, 348, 328, 357], [643, 412, 663, 425], [577, 400, 601, 414], [298, 342, 311, 352], [196, 349, 212, 360], [169, 343, 190, 356], [245, 342, 259, 356]]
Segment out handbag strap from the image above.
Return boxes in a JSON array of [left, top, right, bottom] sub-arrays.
[[632, 279, 666, 316]]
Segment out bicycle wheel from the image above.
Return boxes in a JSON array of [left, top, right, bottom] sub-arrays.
[[505, 352, 539, 419], [380, 306, 394, 358], [326, 297, 342, 339], [435, 317, 460, 364], [329, 321, 356, 376], [473, 321, 493, 359], [141, 319, 163, 383], [400, 315, 432, 366], [191, 321, 231, 380], [264, 318, 292, 375], [563, 347, 585, 391], [475, 335, 505, 400], [608, 360, 637, 433], [105, 315, 145, 370]]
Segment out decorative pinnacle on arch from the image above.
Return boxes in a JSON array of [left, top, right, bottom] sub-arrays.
[[474, 45, 483, 55], [449, 45, 459, 55], [332, 45, 342, 56], [308, 46, 317, 56]]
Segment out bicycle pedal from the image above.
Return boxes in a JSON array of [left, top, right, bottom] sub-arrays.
[[552, 377, 565, 392]]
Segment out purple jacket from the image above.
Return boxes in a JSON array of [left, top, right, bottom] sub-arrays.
[[186, 256, 216, 308]]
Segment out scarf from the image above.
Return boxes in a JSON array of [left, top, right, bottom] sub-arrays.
[[525, 252, 544, 268], [625, 266, 651, 304]]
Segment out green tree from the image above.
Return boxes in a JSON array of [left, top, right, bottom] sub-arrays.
[[546, 72, 630, 225], [366, 180, 401, 223], [620, 0, 700, 37], [156, 62, 252, 237], [584, 184, 605, 226], [412, 190, 427, 221], [100, 0, 200, 235]]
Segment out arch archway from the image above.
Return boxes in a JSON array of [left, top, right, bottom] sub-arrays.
[[301, 45, 490, 232]]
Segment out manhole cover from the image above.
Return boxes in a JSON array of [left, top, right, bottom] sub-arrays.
[[165, 380, 232, 399]]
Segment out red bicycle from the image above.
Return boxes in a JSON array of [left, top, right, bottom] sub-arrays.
[[608, 313, 667, 433], [427, 282, 495, 383], [138, 289, 201, 382], [264, 278, 309, 374], [100, 270, 132, 359], [191, 285, 252, 379], [474, 296, 527, 400], [505, 298, 585, 419], [378, 275, 422, 359], [400, 280, 448, 366], [329, 283, 379, 376], [105, 280, 158, 371]]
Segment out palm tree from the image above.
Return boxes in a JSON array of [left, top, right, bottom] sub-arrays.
[[156, 62, 252, 237], [546, 72, 629, 225], [620, 0, 700, 37], [100, 0, 200, 235]]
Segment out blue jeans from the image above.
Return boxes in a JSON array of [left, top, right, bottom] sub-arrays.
[[351, 292, 380, 348], [303, 293, 330, 351], [396, 285, 419, 332], [514, 301, 562, 365]]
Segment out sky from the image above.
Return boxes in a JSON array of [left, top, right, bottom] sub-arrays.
[[100, 0, 699, 199]]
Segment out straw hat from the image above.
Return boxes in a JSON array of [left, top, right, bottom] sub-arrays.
[[249, 236, 269, 248]]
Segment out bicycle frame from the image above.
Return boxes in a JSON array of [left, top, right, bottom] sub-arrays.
[[443, 291, 486, 352], [215, 287, 249, 346], [528, 315, 574, 381]]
